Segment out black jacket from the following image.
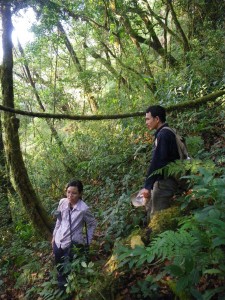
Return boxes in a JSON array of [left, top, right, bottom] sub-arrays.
[[144, 123, 180, 190]]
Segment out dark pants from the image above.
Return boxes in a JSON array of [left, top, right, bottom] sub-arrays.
[[53, 242, 88, 290], [147, 178, 179, 222], [53, 242, 71, 290]]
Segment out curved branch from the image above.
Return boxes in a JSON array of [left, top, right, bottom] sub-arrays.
[[0, 90, 224, 120]]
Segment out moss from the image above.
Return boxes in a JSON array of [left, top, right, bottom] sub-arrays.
[[149, 206, 181, 236]]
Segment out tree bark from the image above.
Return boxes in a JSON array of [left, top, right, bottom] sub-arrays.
[[0, 2, 52, 239], [0, 118, 12, 227]]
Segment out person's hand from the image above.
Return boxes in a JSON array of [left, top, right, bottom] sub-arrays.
[[51, 237, 55, 249], [141, 188, 150, 199]]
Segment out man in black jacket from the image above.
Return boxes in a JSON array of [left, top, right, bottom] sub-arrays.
[[142, 105, 180, 220]]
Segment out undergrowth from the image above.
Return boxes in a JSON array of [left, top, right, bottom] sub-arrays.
[[0, 104, 225, 300], [114, 161, 225, 299]]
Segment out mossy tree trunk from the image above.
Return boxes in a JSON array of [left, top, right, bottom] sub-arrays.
[[0, 118, 12, 227], [0, 2, 52, 239]]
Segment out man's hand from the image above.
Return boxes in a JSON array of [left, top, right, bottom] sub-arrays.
[[142, 188, 150, 199]]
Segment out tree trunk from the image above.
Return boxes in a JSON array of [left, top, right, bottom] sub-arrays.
[[0, 118, 12, 227], [0, 2, 52, 239]]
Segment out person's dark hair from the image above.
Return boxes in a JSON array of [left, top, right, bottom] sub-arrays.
[[65, 179, 83, 193], [146, 105, 166, 123]]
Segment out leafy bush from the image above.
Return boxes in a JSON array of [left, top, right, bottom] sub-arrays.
[[115, 162, 225, 299], [102, 193, 146, 240]]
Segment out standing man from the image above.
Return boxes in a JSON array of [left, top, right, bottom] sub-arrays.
[[142, 105, 180, 220]]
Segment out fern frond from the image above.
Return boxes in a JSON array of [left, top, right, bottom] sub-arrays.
[[149, 229, 199, 263], [150, 160, 192, 179]]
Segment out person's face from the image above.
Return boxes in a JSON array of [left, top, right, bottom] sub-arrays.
[[145, 112, 160, 130], [66, 186, 82, 205]]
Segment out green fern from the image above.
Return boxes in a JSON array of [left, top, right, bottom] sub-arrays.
[[148, 230, 199, 263], [149, 159, 192, 183], [116, 228, 200, 270]]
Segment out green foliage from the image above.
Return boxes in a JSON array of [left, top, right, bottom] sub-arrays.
[[102, 193, 145, 240], [25, 275, 68, 300], [1, 1, 225, 298], [130, 275, 162, 299], [116, 229, 199, 270], [15, 260, 42, 288], [54, 255, 111, 300], [115, 161, 225, 299], [183, 166, 225, 207], [15, 220, 35, 241], [185, 135, 204, 157], [66, 259, 96, 298], [188, 27, 225, 89], [0, 224, 53, 299]]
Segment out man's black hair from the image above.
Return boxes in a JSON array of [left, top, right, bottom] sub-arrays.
[[146, 105, 166, 123], [66, 179, 83, 193]]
